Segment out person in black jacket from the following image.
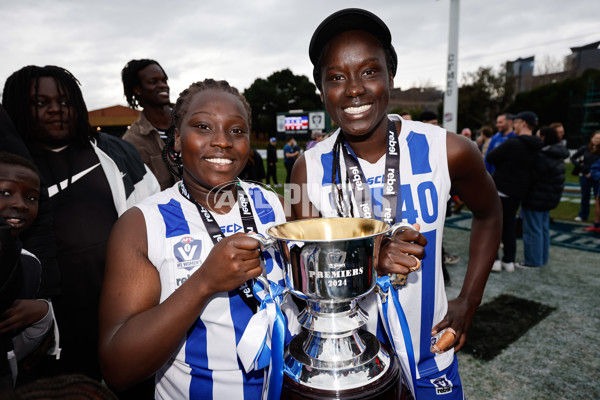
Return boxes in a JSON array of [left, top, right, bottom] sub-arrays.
[[519, 127, 569, 268], [486, 111, 543, 272], [265, 137, 280, 187], [570, 131, 600, 222], [239, 147, 266, 182]]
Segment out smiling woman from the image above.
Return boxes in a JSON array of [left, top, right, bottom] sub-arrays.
[[99, 79, 299, 400], [174, 85, 251, 206], [290, 8, 502, 399]]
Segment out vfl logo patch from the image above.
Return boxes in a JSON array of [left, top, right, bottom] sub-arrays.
[[174, 236, 202, 271], [431, 375, 453, 395]]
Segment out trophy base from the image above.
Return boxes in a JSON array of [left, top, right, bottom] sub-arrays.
[[281, 342, 403, 400]]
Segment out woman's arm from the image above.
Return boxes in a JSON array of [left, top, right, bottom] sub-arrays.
[[432, 133, 502, 352]]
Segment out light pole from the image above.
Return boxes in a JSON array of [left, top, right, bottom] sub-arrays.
[[443, 0, 460, 133]]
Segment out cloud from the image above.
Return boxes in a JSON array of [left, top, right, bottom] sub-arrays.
[[1, 0, 598, 111]]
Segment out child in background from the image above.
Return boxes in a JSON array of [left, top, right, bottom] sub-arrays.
[[0, 152, 59, 392]]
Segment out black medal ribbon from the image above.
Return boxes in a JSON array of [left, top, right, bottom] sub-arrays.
[[340, 118, 402, 224], [179, 180, 260, 312]]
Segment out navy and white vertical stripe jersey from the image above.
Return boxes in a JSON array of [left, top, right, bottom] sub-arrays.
[[135, 181, 295, 400], [303, 114, 454, 382]]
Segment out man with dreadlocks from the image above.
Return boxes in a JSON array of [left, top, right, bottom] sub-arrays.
[[290, 9, 501, 399], [2, 65, 160, 382], [121, 59, 176, 190]]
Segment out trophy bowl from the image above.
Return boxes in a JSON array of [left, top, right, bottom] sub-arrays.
[[267, 217, 389, 302], [257, 218, 403, 399]]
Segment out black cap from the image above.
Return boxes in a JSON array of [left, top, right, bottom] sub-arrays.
[[513, 111, 538, 127], [309, 8, 398, 77]]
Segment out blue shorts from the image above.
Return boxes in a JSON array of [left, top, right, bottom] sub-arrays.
[[413, 355, 464, 399]]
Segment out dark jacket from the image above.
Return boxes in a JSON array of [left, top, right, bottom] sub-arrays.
[[486, 135, 544, 200], [523, 143, 569, 211], [123, 112, 176, 190], [267, 143, 278, 164], [570, 144, 600, 176], [240, 148, 266, 182], [24, 132, 159, 297]]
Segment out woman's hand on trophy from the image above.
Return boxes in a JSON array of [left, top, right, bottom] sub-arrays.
[[197, 233, 263, 295], [377, 223, 427, 276]]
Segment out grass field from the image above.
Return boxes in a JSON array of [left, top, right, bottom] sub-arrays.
[[443, 224, 598, 400]]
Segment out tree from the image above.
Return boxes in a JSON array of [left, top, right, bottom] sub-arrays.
[[454, 66, 516, 131], [243, 69, 322, 139], [509, 68, 600, 148], [534, 55, 564, 76]]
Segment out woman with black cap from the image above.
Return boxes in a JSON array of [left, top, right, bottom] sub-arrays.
[[290, 8, 502, 399]]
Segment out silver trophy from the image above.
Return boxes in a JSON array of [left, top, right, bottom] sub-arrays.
[[254, 217, 407, 399]]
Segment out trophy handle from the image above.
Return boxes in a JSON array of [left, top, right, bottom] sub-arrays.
[[385, 222, 420, 288], [246, 233, 277, 293], [386, 222, 417, 238]]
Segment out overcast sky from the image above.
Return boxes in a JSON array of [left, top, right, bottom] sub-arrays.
[[1, 0, 599, 111]]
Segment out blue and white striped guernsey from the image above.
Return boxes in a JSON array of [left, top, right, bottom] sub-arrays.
[[135, 181, 296, 400], [303, 114, 455, 393]]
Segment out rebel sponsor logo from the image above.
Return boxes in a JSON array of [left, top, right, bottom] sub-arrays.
[[382, 206, 393, 224], [385, 168, 397, 195], [239, 281, 253, 299], [388, 130, 398, 155], [349, 166, 364, 192], [359, 202, 372, 218], [239, 194, 252, 216], [430, 375, 453, 395], [174, 236, 202, 271], [198, 205, 214, 223]]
